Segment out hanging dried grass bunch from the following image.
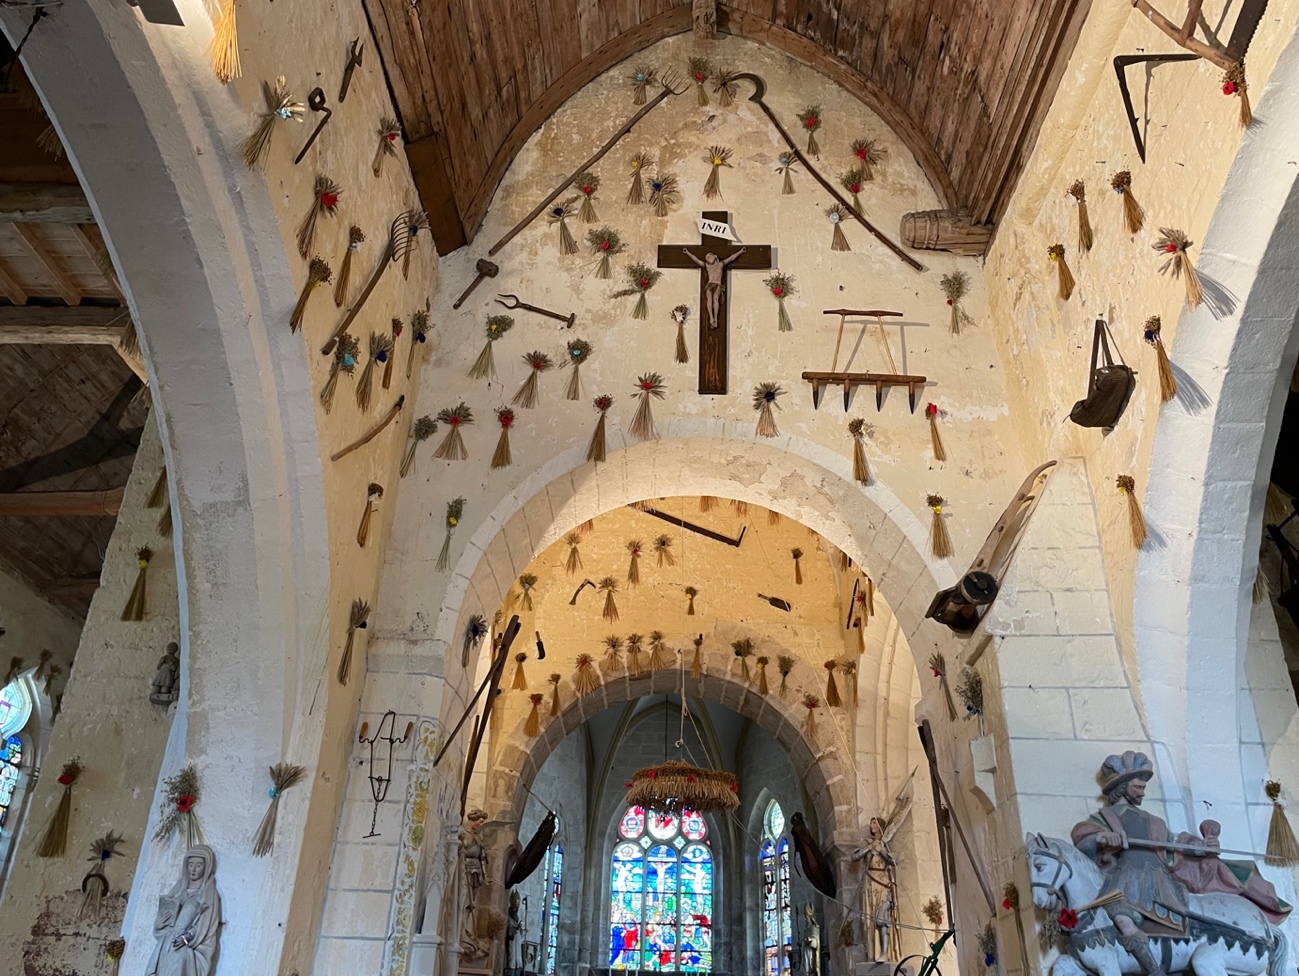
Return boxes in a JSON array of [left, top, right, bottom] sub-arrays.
[[1048, 244, 1075, 301], [688, 635, 704, 677], [649, 631, 672, 670], [753, 383, 783, 437], [106, 939, 126, 976], [732, 499, 750, 516], [512, 649, 530, 689], [764, 272, 795, 332], [599, 576, 620, 623], [436, 497, 466, 571], [399, 210, 430, 280], [1116, 474, 1147, 549], [789, 548, 804, 585], [685, 586, 698, 617], [715, 70, 739, 107], [554, 341, 588, 406], [626, 633, 647, 676], [851, 138, 886, 179], [588, 394, 614, 463], [689, 57, 712, 106], [337, 598, 371, 685], [401, 416, 437, 477], [703, 146, 733, 200], [798, 106, 823, 155], [1111, 170, 1145, 234], [243, 77, 304, 170], [321, 334, 360, 413], [942, 270, 973, 334], [290, 258, 332, 332], [1153, 228, 1203, 310], [840, 660, 859, 707], [840, 168, 866, 214], [955, 667, 983, 717], [1265, 781, 1299, 865], [384, 317, 402, 389], [334, 225, 365, 308], [574, 653, 600, 696], [648, 173, 680, 218], [36, 757, 82, 857], [356, 483, 383, 547], [469, 315, 514, 382], [588, 227, 625, 279], [297, 175, 342, 259], [827, 203, 852, 251], [614, 264, 663, 320], [1222, 62, 1253, 128], [1068, 180, 1093, 253], [252, 763, 307, 857], [927, 652, 959, 721], [824, 660, 842, 707], [155, 764, 203, 846], [573, 170, 602, 223], [548, 198, 581, 255], [629, 65, 657, 105], [655, 534, 675, 568], [79, 831, 124, 919], [778, 655, 795, 697], [670, 305, 691, 363], [564, 533, 583, 575], [513, 351, 555, 409], [925, 402, 947, 462], [847, 418, 871, 484], [602, 634, 624, 672], [750, 655, 768, 694], [3, 658, 20, 684], [373, 118, 403, 177], [732, 638, 754, 682], [357, 331, 394, 410], [927, 493, 953, 559], [627, 151, 654, 205], [775, 151, 798, 195], [549, 672, 563, 715], [407, 308, 432, 379], [803, 693, 821, 736], [210, 0, 241, 82], [524, 693, 544, 736], [623, 539, 643, 585], [121, 547, 152, 622], [631, 373, 666, 441], [1143, 316, 1177, 403], [492, 407, 515, 470]]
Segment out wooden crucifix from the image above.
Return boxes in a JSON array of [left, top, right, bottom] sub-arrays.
[[658, 211, 773, 394]]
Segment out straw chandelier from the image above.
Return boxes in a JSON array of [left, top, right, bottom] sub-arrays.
[[625, 759, 739, 815]]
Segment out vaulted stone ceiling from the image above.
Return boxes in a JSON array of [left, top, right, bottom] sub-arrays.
[[364, 0, 1090, 253]]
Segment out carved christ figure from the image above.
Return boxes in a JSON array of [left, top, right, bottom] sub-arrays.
[[684, 246, 747, 329]]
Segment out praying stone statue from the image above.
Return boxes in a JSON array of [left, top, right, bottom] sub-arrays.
[[505, 889, 524, 975], [684, 246, 746, 330], [800, 903, 821, 976], [150, 642, 180, 705], [146, 844, 221, 976]]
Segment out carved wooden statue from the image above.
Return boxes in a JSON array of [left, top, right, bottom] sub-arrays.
[[146, 844, 221, 976]]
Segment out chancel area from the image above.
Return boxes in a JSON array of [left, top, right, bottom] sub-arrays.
[[2, 3, 1299, 976]]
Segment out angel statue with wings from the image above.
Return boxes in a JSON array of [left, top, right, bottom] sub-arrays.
[[851, 772, 914, 962]]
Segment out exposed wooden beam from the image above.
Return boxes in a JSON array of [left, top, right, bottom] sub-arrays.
[[0, 304, 130, 343], [0, 487, 124, 517], [0, 183, 93, 223], [0, 258, 28, 305], [12, 224, 83, 306], [70, 223, 124, 300], [45, 577, 101, 600]]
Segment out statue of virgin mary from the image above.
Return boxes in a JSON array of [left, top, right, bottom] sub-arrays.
[[147, 844, 222, 976]]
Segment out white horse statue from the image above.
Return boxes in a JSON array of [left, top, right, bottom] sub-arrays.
[[1025, 833, 1286, 976]]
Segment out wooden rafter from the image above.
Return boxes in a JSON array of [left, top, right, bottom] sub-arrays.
[[70, 223, 124, 300], [0, 487, 125, 517], [0, 183, 93, 223], [12, 223, 82, 306], [0, 304, 130, 341], [0, 258, 28, 305]]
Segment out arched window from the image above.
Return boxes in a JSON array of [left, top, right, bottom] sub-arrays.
[[610, 805, 712, 972], [760, 801, 792, 976], [543, 837, 563, 975], [0, 735, 22, 833]]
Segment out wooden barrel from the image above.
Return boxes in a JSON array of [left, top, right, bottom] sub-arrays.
[[900, 209, 993, 256]]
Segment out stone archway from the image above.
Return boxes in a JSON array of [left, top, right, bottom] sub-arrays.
[[1135, 22, 1299, 839]]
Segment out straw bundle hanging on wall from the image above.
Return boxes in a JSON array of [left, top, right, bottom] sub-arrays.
[[630, 373, 665, 441], [765, 272, 795, 333], [491, 408, 515, 470], [614, 264, 663, 321], [469, 315, 514, 382], [626, 540, 643, 585], [373, 118, 402, 177], [1222, 62, 1253, 128], [1153, 228, 1203, 310], [401, 416, 437, 477], [155, 764, 203, 848], [848, 418, 871, 483], [512, 651, 529, 691], [1116, 475, 1147, 549], [1048, 244, 1075, 301], [925, 403, 947, 462], [655, 535, 675, 568], [525, 694, 544, 736], [356, 331, 393, 410], [601, 635, 624, 673], [573, 171, 601, 223], [1110, 171, 1145, 234], [436, 497, 465, 572], [210, 0, 241, 82], [840, 168, 866, 214], [778, 655, 795, 697], [337, 598, 371, 685], [518, 573, 538, 612], [626, 633, 646, 677], [290, 258, 332, 332], [547, 198, 580, 255], [320, 334, 360, 413], [715, 70, 739, 107], [670, 305, 691, 363], [1265, 781, 1299, 866], [928, 652, 959, 721], [121, 547, 152, 622], [826, 203, 852, 251], [776, 152, 798, 195], [587, 394, 614, 463], [513, 351, 554, 409], [565, 339, 593, 401], [791, 548, 804, 585], [648, 173, 680, 218], [242, 78, 304, 170], [927, 494, 953, 559], [252, 763, 307, 857], [79, 831, 124, 920], [1143, 316, 1178, 403], [36, 757, 82, 857], [689, 57, 712, 106], [732, 638, 754, 682], [798, 106, 822, 155], [824, 661, 842, 707], [803, 694, 821, 737], [753, 383, 783, 438], [565, 532, 583, 575], [703, 146, 732, 200], [549, 673, 562, 716], [356, 483, 383, 547], [1068, 180, 1093, 253], [755, 656, 770, 695], [599, 576, 620, 623], [941, 271, 973, 335], [587, 227, 625, 279], [649, 631, 672, 670], [334, 226, 365, 308], [690, 635, 704, 678], [296, 176, 342, 259], [433, 403, 473, 461], [627, 151, 653, 205], [851, 138, 886, 179], [685, 586, 698, 617], [629, 65, 657, 105]]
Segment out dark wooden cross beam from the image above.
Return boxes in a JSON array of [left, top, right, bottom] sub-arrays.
[[658, 211, 773, 395]]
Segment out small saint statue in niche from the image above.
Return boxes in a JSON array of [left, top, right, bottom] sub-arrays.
[[800, 903, 822, 976], [460, 808, 489, 959], [150, 642, 180, 706], [146, 844, 221, 976], [683, 246, 746, 330], [505, 889, 525, 976]]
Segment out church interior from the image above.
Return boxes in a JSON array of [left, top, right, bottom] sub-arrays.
[[1, 2, 1299, 976]]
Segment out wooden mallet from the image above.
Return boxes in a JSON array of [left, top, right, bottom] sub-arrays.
[[452, 259, 500, 309]]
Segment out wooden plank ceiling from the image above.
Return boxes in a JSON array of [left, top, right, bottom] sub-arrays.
[[364, 0, 1090, 253], [0, 40, 144, 617]]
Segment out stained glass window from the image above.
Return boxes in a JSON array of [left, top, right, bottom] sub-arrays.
[[0, 679, 32, 740], [760, 801, 792, 976], [0, 735, 22, 830], [544, 839, 563, 975], [610, 805, 712, 972]]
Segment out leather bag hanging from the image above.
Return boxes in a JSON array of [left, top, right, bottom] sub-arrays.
[[1069, 318, 1135, 429]]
